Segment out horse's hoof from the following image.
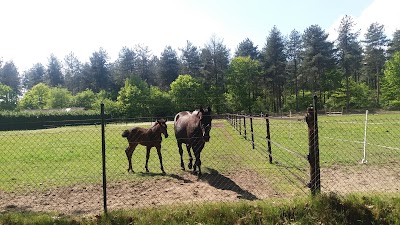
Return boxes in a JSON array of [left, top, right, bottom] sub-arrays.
[[161, 171, 166, 175], [188, 163, 193, 169]]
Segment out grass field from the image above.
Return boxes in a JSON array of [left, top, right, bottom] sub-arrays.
[[0, 113, 399, 214]]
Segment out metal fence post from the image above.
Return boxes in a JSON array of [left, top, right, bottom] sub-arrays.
[[305, 96, 321, 196], [266, 113, 272, 163], [239, 114, 242, 135], [243, 116, 247, 140], [250, 116, 255, 149], [101, 103, 107, 214]]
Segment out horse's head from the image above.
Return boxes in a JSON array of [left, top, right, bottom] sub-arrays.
[[156, 119, 168, 138], [199, 106, 212, 142]]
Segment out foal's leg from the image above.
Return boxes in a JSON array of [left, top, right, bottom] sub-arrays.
[[186, 144, 193, 170], [156, 145, 165, 174], [145, 146, 151, 172], [178, 141, 185, 170], [125, 143, 138, 172]]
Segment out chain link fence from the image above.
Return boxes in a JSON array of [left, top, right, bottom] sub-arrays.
[[0, 107, 399, 215]]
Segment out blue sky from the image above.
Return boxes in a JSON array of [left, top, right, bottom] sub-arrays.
[[1, 0, 398, 72]]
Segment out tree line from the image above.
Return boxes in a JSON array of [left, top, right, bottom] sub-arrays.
[[1, 15, 400, 117]]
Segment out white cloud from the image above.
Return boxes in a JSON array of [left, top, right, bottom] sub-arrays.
[[328, 0, 400, 42]]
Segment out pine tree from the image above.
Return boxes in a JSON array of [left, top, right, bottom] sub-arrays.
[[387, 29, 400, 57], [158, 46, 179, 90], [45, 54, 64, 87], [301, 25, 336, 98], [286, 29, 303, 111], [261, 26, 287, 112], [180, 41, 201, 78], [336, 15, 363, 110], [362, 22, 388, 106], [235, 38, 260, 60]]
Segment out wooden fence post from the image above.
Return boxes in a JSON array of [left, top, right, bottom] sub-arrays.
[[305, 95, 321, 196], [265, 113, 272, 163]]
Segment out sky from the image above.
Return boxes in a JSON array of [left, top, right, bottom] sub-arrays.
[[1, 0, 399, 72]]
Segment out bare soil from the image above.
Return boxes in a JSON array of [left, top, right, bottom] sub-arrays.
[[0, 165, 399, 216]]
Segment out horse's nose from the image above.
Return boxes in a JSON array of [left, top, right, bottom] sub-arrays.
[[165, 133, 169, 138]]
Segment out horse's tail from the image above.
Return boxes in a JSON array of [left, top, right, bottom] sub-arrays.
[[122, 129, 130, 138]]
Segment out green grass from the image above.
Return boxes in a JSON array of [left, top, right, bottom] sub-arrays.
[[0, 194, 399, 225], [0, 114, 399, 207]]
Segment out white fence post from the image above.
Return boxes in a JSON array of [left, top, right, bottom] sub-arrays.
[[361, 110, 369, 164]]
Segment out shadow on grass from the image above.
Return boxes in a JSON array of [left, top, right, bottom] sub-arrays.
[[199, 167, 258, 200]]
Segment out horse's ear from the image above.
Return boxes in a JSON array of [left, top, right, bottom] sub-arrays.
[[199, 105, 204, 113], [207, 106, 211, 112]]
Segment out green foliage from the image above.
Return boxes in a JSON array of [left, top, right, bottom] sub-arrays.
[[226, 56, 261, 113], [148, 85, 173, 117], [283, 91, 314, 112], [47, 87, 72, 109], [19, 83, 51, 110], [169, 74, 206, 111], [0, 83, 17, 110], [381, 52, 400, 109], [326, 78, 373, 109], [117, 77, 150, 117], [72, 89, 96, 109]]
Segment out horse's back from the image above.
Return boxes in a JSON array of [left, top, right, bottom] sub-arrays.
[[174, 111, 202, 143]]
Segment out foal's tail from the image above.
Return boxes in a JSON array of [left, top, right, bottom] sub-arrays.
[[122, 129, 130, 138]]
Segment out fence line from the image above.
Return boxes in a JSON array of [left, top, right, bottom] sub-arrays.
[[0, 107, 399, 215]]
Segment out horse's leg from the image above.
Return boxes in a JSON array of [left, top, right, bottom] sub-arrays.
[[193, 142, 204, 176], [186, 144, 193, 170], [125, 143, 138, 173], [178, 141, 185, 170], [156, 145, 165, 174], [193, 150, 202, 176], [145, 146, 151, 173]]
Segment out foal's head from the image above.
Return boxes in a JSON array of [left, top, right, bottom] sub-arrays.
[[199, 106, 212, 142], [156, 119, 169, 138]]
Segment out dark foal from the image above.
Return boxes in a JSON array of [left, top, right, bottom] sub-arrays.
[[122, 119, 168, 174], [174, 107, 212, 176]]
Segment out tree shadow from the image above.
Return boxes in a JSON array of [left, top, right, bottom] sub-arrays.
[[199, 167, 258, 200]]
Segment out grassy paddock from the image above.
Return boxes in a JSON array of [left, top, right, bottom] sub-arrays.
[[0, 113, 399, 195]]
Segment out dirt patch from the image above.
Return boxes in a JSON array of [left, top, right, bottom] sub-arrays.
[[0, 169, 278, 216], [1, 165, 399, 216], [321, 164, 400, 194]]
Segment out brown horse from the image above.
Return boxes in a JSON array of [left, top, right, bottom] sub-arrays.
[[174, 107, 212, 176], [122, 119, 169, 174]]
